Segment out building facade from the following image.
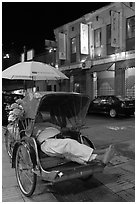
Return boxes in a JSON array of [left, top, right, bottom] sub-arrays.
[[22, 40, 60, 93], [33, 40, 59, 92], [54, 2, 135, 99]]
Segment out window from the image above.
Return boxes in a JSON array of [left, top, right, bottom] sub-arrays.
[[72, 26, 74, 31], [70, 37, 76, 63], [126, 16, 135, 38], [94, 28, 103, 58], [126, 16, 135, 51], [71, 37, 76, 53], [60, 60, 65, 65], [106, 24, 115, 55], [54, 85, 56, 92], [94, 28, 101, 48], [47, 85, 52, 91]]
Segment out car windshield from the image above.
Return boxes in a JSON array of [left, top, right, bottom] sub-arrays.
[[116, 95, 133, 101]]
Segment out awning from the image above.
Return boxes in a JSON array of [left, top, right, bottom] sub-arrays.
[[2, 79, 24, 91], [116, 59, 135, 69], [90, 62, 114, 72]]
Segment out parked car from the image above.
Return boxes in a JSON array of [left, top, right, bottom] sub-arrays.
[[88, 95, 135, 118], [2, 92, 24, 125]]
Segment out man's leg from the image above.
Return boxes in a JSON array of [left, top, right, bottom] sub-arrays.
[[93, 148, 107, 154], [102, 145, 115, 164], [42, 138, 94, 164], [89, 145, 115, 164]]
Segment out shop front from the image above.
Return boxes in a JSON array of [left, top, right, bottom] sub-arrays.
[[63, 68, 87, 93], [89, 58, 135, 99], [90, 62, 115, 99], [60, 57, 135, 100], [115, 58, 135, 98]]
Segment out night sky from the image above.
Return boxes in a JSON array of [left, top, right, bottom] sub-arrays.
[[2, 2, 111, 53]]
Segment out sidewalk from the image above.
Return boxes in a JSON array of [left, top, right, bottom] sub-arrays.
[[2, 127, 25, 202], [93, 154, 135, 201], [2, 127, 57, 202]]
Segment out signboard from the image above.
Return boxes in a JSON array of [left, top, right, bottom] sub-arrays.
[[111, 10, 120, 47], [27, 49, 34, 61], [21, 49, 34, 62], [45, 40, 56, 47], [95, 28, 101, 48], [82, 60, 92, 69], [80, 23, 89, 54], [59, 33, 66, 60], [21, 53, 24, 62]]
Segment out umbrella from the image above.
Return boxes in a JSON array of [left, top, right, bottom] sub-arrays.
[[2, 61, 68, 80]]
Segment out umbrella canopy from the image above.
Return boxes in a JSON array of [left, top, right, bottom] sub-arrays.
[[2, 61, 68, 80]]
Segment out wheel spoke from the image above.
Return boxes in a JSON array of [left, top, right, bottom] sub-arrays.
[[18, 162, 34, 184], [15, 144, 36, 196], [18, 168, 34, 186]]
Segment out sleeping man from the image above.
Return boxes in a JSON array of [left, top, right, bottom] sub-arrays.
[[37, 126, 115, 165]]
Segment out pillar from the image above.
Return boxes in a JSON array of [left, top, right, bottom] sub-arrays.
[[115, 64, 125, 97]]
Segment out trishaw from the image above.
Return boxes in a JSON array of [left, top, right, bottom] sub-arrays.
[[5, 92, 105, 197]]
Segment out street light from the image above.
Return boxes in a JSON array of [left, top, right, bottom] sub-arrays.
[[3, 54, 10, 59]]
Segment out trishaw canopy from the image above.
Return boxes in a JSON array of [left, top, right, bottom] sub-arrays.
[[21, 92, 90, 128]]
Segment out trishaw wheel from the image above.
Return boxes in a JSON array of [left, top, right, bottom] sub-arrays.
[[15, 144, 37, 197], [5, 129, 13, 159]]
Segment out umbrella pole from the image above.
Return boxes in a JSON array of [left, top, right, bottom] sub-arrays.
[[33, 80, 36, 92], [32, 76, 36, 92], [24, 80, 26, 91]]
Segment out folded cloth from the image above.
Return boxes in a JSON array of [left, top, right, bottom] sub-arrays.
[[10, 103, 19, 110], [12, 108, 23, 116], [8, 113, 16, 122], [16, 99, 24, 104]]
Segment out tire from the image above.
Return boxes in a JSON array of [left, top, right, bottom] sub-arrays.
[[15, 144, 37, 197], [109, 109, 117, 118]]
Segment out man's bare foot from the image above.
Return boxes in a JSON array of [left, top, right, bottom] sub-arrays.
[[103, 145, 115, 164]]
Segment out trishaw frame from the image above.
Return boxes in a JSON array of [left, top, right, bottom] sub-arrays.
[[5, 92, 105, 197]]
